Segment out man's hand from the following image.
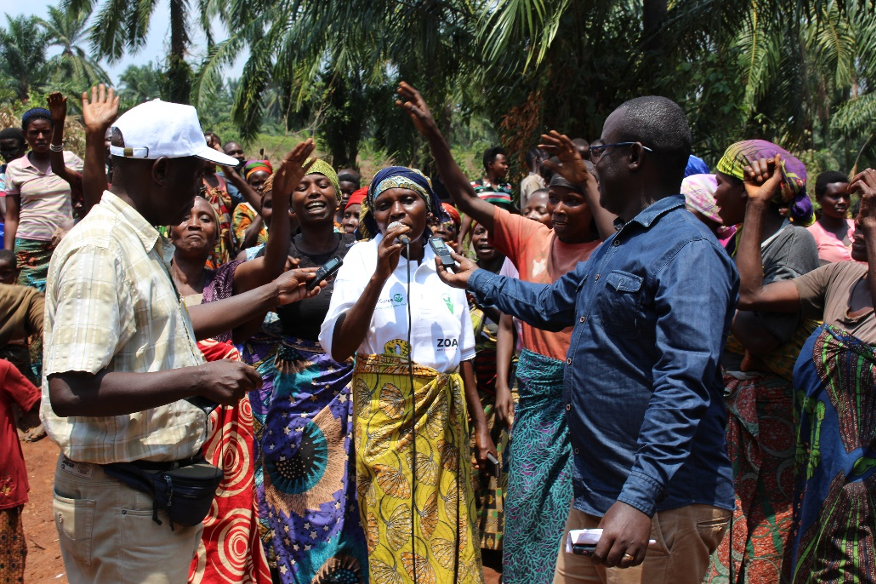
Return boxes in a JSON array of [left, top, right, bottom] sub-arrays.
[[540, 130, 592, 185], [435, 250, 478, 289], [593, 501, 652, 568], [81, 84, 120, 133], [743, 153, 784, 205], [395, 81, 439, 137], [272, 139, 316, 196], [274, 266, 322, 305], [197, 360, 263, 405], [47, 92, 67, 125]]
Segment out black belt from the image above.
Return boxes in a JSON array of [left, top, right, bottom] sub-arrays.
[[127, 455, 202, 472]]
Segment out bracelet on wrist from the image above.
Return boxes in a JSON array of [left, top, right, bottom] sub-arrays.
[[49, 144, 64, 153]]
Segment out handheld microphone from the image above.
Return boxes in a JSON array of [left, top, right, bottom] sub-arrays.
[[387, 221, 411, 244]]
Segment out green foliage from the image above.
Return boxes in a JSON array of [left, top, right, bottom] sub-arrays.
[[39, 5, 111, 94], [0, 15, 50, 101]]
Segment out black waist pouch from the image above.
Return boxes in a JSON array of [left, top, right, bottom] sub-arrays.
[[103, 457, 223, 530]]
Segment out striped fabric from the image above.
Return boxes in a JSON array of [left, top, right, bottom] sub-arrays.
[[40, 191, 207, 464], [4, 151, 83, 241]]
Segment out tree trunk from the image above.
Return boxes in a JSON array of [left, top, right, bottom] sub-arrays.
[[167, 0, 192, 103], [642, 0, 667, 53]]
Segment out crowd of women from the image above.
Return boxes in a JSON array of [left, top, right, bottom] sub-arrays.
[[0, 79, 873, 584]]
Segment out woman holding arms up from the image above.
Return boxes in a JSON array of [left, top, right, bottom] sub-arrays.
[[731, 161, 876, 583], [394, 82, 615, 583], [320, 166, 495, 584], [242, 159, 367, 583]]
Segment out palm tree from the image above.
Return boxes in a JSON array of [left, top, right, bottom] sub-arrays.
[[192, 0, 483, 168], [118, 62, 166, 108], [0, 14, 49, 101], [38, 5, 111, 94], [67, 0, 194, 103]]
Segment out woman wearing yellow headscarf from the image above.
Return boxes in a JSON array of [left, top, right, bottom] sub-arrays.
[[241, 158, 368, 583]]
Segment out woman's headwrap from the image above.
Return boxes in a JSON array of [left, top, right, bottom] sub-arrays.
[[681, 174, 721, 223], [21, 108, 53, 131], [304, 159, 341, 202], [442, 203, 461, 227], [244, 160, 273, 181], [346, 187, 367, 210], [716, 140, 813, 224], [685, 155, 710, 177], [549, 172, 583, 194], [359, 166, 444, 240]]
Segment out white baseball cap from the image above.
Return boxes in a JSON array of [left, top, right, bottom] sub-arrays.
[[109, 99, 239, 166]]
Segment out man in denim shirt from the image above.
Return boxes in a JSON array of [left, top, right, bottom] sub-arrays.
[[437, 96, 737, 583]]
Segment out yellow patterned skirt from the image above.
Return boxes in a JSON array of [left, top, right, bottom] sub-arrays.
[[353, 351, 484, 584]]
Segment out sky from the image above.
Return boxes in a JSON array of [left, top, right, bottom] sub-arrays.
[[0, 0, 248, 84]]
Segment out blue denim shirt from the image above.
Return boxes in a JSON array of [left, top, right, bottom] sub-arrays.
[[468, 195, 738, 517]]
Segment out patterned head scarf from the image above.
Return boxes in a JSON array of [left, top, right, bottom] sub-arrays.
[[685, 155, 710, 177], [442, 203, 461, 227], [681, 174, 721, 223], [244, 160, 273, 181], [304, 158, 341, 202], [359, 166, 444, 240], [716, 140, 813, 223], [21, 108, 53, 131]]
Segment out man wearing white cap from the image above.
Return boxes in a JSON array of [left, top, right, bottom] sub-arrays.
[[39, 100, 317, 583]]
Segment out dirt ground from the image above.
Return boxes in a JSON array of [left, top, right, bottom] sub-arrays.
[[20, 436, 67, 583], [19, 436, 501, 584]]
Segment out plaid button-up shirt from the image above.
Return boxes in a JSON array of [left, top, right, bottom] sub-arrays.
[[41, 191, 207, 464]]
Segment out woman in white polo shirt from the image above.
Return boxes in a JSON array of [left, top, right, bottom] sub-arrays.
[[320, 166, 495, 584]]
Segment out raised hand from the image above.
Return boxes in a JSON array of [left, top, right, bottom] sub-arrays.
[[81, 84, 120, 133], [47, 92, 67, 125], [272, 139, 316, 197], [539, 130, 592, 185], [435, 249, 479, 289], [850, 168, 876, 221], [743, 153, 784, 204], [395, 81, 439, 137]]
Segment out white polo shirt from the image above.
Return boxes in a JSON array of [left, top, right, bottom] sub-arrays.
[[319, 235, 475, 373]]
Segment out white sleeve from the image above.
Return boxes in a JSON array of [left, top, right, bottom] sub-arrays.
[[458, 289, 476, 362], [319, 242, 371, 356]]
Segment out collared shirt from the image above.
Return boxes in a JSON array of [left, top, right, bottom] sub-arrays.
[[320, 236, 476, 372], [40, 191, 207, 464], [468, 195, 738, 517], [4, 151, 83, 241]]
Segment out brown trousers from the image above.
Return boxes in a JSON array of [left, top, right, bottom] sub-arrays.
[[553, 504, 731, 584]]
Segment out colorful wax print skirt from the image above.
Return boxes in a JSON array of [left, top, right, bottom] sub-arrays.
[[243, 334, 367, 584], [189, 339, 271, 584], [502, 349, 572, 584], [786, 324, 876, 583], [14, 237, 52, 292], [707, 370, 795, 583], [353, 351, 485, 584]]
